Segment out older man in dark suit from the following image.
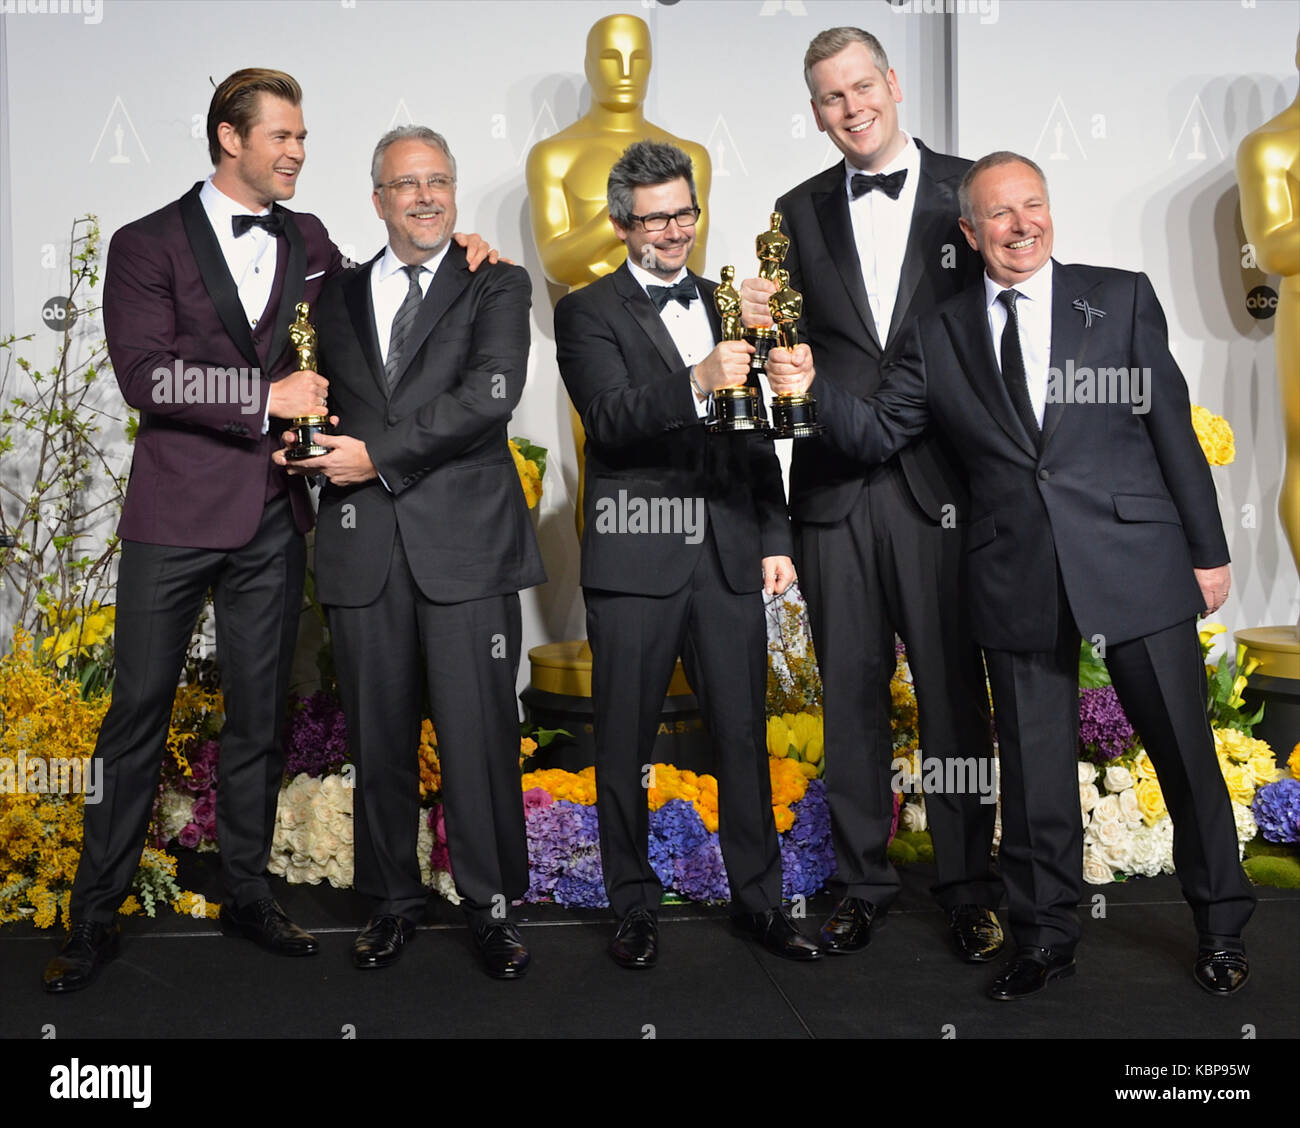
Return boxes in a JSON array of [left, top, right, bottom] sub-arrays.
[[555, 141, 820, 969], [741, 27, 1000, 964], [278, 126, 544, 980], [768, 151, 1255, 999]]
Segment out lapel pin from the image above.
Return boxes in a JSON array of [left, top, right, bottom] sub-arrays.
[[1073, 298, 1106, 328]]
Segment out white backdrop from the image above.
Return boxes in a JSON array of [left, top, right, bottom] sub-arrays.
[[1, 0, 1296, 686]]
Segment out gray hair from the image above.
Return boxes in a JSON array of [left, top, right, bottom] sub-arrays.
[[371, 125, 457, 188], [803, 27, 890, 95], [958, 151, 1049, 223], [607, 140, 698, 227]]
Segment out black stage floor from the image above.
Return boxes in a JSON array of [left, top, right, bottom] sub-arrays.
[[3, 860, 1296, 1043]]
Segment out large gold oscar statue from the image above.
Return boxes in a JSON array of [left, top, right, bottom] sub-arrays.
[[524, 13, 711, 704], [1235, 33, 1300, 739]]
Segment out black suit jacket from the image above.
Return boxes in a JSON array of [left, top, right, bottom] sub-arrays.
[[103, 182, 344, 548], [814, 261, 1228, 651], [555, 262, 792, 596], [312, 243, 546, 606], [776, 142, 984, 524]]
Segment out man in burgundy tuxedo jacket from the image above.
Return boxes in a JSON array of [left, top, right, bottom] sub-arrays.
[[44, 69, 344, 993]]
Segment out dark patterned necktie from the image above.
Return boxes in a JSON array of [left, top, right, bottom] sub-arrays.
[[996, 289, 1040, 444], [385, 265, 424, 391]]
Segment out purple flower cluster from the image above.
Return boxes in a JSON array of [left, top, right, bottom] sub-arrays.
[[1252, 779, 1300, 844], [1078, 686, 1136, 764], [282, 691, 349, 778], [781, 780, 835, 898], [524, 799, 607, 907], [648, 798, 731, 900]]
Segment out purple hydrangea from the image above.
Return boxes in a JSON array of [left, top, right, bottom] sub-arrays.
[[673, 834, 731, 902], [1252, 779, 1300, 844], [282, 691, 349, 778], [1078, 686, 1136, 764], [782, 780, 835, 898], [526, 800, 606, 905]]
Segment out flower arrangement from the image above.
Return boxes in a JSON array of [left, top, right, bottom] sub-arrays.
[[509, 437, 547, 509], [1191, 404, 1235, 466], [266, 773, 355, 888]]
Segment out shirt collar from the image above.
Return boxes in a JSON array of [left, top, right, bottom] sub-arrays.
[[376, 241, 451, 284], [200, 175, 272, 224], [626, 256, 689, 294], [843, 132, 919, 195], [983, 258, 1054, 310]]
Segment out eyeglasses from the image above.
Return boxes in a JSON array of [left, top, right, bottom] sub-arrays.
[[378, 174, 457, 195], [629, 207, 700, 232]]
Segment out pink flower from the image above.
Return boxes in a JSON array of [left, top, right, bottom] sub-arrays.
[[178, 822, 201, 850], [522, 787, 555, 818]]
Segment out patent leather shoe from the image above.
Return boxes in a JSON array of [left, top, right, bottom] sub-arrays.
[[1193, 949, 1249, 995], [818, 897, 886, 954], [949, 904, 1005, 963], [473, 921, 530, 979], [735, 907, 822, 961], [610, 908, 658, 969], [352, 915, 417, 969], [220, 898, 319, 956], [988, 945, 1075, 1000], [43, 921, 119, 994]]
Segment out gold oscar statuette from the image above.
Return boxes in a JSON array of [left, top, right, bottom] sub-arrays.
[[707, 265, 769, 433], [285, 301, 328, 461], [752, 213, 821, 438]]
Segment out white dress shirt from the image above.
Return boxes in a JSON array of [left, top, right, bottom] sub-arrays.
[[626, 258, 715, 419], [370, 242, 451, 364], [984, 260, 1054, 427], [200, 177, 277, 331], [847, 133, 922, 344]]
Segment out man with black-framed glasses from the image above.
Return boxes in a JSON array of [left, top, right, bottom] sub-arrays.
[[554, 140, 821, 969]]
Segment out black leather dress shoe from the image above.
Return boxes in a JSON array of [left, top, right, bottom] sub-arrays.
[[949, 904, 1005, 963], [352, 915, 417, 969], [473, 921, 530, 979], [220, 898, 319, 956], [818, 897, 886, 954], [1193, 949, 1249, 995], [735, 907, 823, 961], [43, 921, 119, 994], [988, 945, 1075, 1000], [610, 908, 658, 969]]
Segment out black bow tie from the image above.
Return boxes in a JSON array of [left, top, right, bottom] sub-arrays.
[[647, 278, 697, 312], [232, 212, 285, 237], [850, 169, 908, 200]]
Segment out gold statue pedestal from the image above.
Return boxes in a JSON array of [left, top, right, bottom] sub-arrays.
[[522, 642, 714, 772], [1235, 626, 1300, 760]]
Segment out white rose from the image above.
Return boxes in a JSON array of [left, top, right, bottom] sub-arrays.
[[1092, 793, 1122, 826], [1128, 825, 1164, 877], [1089, 818, 1127, 850], [900, 802, 928, 833], [1104, 765, 1134, 793], [1082, 848, 1115, 885], [1078, 762, 1099, 786], [1079, 782, 1100, 817], [1232, 802, 1257, 854], [1117, 788, 1142, 825]]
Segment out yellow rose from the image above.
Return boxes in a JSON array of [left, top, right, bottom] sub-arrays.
[[1132, 751, 1159, 782], [1289, 743, 1300, 780], [1134, 777, 1167, 826], [1221, 762, 1255, 807]]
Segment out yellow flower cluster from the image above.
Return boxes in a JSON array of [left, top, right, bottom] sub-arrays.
[[37, 601, 116, 670], [1290, 742, 1300, 780], [766, 711, 824, 777], [1126, 728, 1279, 826], [644, 764, 720, 831], [166, 682, 224, 776], [509, 439, 543, 509], [521, 765, 598, 805], [1191, 404, 1235, 467], [418, 720, 441, 799], [890, 654, 920, 754]]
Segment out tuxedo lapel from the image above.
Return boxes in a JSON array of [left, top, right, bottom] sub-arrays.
[[812, 169, 881, 353], [344, 253, 387, 401], [179, 184, 260, 369], [613, 262, 686, 372], [888, 148, 947, 346], [265, 205, 307, 372], [1042, 261, 1096, 450], [389, 244, 472, 390], [947, 284, 1039, 459]]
